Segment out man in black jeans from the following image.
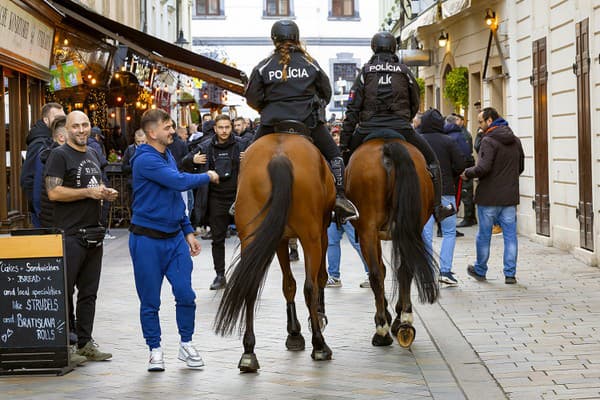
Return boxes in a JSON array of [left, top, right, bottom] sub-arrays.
[[44, 111, 118, 361], [182, 115, 247, 290]]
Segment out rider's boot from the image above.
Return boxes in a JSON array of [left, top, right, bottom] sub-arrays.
[[330, 157, 359, 223], [429, 162, 456, 222]]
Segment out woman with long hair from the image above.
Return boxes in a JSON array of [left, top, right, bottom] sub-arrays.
[[245, 20, 358, 222]]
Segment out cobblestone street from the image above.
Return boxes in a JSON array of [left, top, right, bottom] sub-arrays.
[[2, 227, 599, 399]]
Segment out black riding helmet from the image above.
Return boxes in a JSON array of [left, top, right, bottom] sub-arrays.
[[271, 20, 300, 44], [371, 31, 397, 54]]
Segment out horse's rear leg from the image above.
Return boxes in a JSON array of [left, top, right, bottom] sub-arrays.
[[239, 297, 260, 372], [361, 233, 393, 347], [303, 238, 332, 361], [391, 259, 416, 348], [277, 241, 305, 351]]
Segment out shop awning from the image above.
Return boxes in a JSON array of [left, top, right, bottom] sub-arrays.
[[400, 0, 471, 42], [48, 0, 247, 95]]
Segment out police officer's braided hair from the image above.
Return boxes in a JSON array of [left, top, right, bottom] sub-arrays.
[[274, 40, 313, 81]]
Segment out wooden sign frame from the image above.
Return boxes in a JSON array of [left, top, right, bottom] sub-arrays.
[[0, 229, 73, 376]]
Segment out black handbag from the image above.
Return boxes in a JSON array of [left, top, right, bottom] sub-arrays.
[[77, 226, 106, 248]]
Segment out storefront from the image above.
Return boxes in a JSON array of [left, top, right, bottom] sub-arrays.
[[0, 0, 61, 231], [0, 0, 246, 231]]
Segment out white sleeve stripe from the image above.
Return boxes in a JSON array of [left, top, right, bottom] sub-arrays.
[[303, 56, 320, 72], [258, 56, 275, 75]]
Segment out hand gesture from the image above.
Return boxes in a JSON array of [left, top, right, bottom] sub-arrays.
[[185, 233, 201, 256], [240, 151, 246, 161], [193, 152, 207, 164], [207, 170, 220, 183]]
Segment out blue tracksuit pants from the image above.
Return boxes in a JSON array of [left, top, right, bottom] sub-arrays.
[[129, 232, 196, 349]]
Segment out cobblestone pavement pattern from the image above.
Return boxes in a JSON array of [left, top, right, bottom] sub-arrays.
[[1, 226, 599, 399]]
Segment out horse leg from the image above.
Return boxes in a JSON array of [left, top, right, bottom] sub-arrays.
[[391, 259, 416, 348], [277, 241, 305, 351], [361, 233, 393, 347], [303, 238, 332, 361], [238, 297, 260, 372]]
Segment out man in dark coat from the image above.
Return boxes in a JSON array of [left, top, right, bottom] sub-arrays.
[[420, 109, 465, 286], [463, 107, 524, 284]]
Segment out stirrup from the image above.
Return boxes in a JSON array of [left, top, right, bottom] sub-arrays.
[[334, 197, 359, 225], [434, 204, 456, 222]]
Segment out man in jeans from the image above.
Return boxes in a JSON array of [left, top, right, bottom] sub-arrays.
[[419, 109, 465, 285], [326, 221, 370, 288], [462, 107, 524, 284]]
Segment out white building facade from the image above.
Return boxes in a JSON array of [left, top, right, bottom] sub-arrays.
[[191, 0, 382, 118], [386, 0, 600, 266]]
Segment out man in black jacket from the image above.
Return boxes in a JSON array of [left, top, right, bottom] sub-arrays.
[[20, 102, 65, 218], [420, 109, 465, 285], [182, 115, 247, 290], [462, 108, 524, 284], [340, 31, 454, 222], [245, 19, 357, 223]]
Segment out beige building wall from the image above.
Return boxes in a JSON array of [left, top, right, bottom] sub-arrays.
[[72, 0, 141, 29], [145, 0, 192, 48], [399, 0, 600, 265]]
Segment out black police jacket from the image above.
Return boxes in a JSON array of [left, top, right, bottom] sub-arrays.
[[245, 48, 332, 126], [341, 53, 420, 144]]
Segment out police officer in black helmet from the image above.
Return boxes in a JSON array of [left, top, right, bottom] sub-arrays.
[[246, 19, 358, 222], [340, 31, 455, 222]]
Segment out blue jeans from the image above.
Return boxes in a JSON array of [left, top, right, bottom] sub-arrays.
[[422, 196, 457, 273], [473, 205, 518, 278], [327, 222, 368, 279]]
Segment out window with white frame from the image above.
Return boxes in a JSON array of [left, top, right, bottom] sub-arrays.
[[196, 0, 222, 16], [265, 0, 291, 17], [331, 0, 355, 18]]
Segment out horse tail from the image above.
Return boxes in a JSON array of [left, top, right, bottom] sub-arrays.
[[214, 154, 293, 336], [383, 141, 439, 304]]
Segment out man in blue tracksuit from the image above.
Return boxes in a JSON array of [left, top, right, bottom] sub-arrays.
[[128, 109, 219, 372]]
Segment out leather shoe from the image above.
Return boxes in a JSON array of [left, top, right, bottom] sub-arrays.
[[456, 218, 476, 227], [209, 274, 226, 290]]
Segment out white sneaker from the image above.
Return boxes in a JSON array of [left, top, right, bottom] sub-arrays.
[[178, 342, 204, 369], [148, 347, 165, 372]]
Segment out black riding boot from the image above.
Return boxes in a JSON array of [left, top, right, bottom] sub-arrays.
[[330, 157, 359, 223], [429, 163, 456, 222]]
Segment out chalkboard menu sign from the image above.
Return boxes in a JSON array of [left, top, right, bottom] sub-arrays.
[[0, 232, 72, 375]]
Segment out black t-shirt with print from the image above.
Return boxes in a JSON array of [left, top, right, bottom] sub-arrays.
[[44, 144, 103, 235]]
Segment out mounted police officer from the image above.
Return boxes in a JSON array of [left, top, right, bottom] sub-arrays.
[[340, 31, 455, 222], [245, 19, 358, 222]]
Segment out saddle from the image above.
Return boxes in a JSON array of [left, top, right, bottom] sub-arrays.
[[363, 128, 406, 142], [273, 120, 312, 141]]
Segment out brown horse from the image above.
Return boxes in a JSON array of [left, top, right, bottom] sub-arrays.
[[346, 138, 439, 348], [214, 133, 336, 372]]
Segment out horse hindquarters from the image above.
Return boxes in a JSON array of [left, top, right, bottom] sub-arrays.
[[215, 155, 294, 371]]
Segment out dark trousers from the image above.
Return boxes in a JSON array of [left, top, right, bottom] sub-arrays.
[[208, 195, 235, 275], [65, 235, 103, 347], [255, 123, 340, 161], [460, 178, 476, 220]]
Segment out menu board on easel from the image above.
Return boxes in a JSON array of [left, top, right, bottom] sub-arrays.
[[0, 231, 73, 375]]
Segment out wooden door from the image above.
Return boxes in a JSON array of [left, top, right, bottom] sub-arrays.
[[531, 38, 550, 236], [574, 19, 593, 251]]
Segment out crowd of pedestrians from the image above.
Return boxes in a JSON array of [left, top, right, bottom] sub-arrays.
[[18, 20, 525, 373]]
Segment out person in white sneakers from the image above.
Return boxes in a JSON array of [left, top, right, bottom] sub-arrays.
[[129, 109, 219, 371]]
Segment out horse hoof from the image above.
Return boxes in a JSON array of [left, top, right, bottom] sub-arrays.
[[286, 334, 306, 351], [397, 324, 416, 348], [372, 332, 394, 347], [307, 313, 328, 333], [238, 353, 260, 373], [311, 345, 332, 361]]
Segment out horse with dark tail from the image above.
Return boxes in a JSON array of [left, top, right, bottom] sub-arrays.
[[346, 138, 439, 348], [214, 133, 336, 372]]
